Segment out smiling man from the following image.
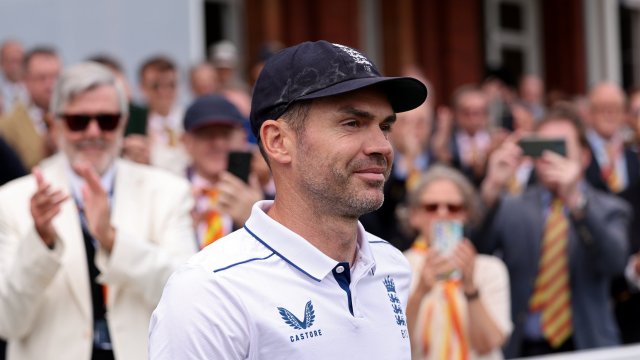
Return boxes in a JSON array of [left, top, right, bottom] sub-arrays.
[[0, 62, 196, 360], [149, 40, 427, 359]]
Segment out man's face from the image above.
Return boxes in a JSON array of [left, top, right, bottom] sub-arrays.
[[289, 88, 395, 219], [0, 42, 24, 82], [190, 65, 218, 97], [183, 124, 236, 179], [409, 179, 468, 241], [519, 76, 544, 104], [24, 54, 60, 110], [455, 92, 488, 135], [57, 84, 125, 175], [390, 103, 432, 153], [534, 120, 584, 192], [141, 68, 177, 115], [589, 85, 626, 139]]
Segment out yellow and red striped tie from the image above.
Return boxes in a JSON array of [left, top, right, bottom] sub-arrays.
[[529, 199, 572, 347], [603, 143, 622, 193], [602, 163, 621, 193], [201, 189, 224, 248]]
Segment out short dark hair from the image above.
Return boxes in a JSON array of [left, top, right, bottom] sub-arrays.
[[535, 102, 589, 149], [257, 100, 313, 166], [87, 54, 123, 73], [23, 46, 57, 72], [138, 55, 176, 82]]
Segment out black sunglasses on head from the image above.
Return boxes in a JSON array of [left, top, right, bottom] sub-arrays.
[[59, 113, 121, 132]]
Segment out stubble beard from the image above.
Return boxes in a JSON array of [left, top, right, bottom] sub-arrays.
[[298, 155, 388, 219]]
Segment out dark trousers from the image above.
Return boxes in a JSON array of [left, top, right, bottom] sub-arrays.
[[0, 339, 5, 360], [92, 348, 114, 360], [521, 336, 575, 357]]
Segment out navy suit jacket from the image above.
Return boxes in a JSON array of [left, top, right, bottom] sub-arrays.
[[586, 145, 640, 194], [476, 184, 630, 358]]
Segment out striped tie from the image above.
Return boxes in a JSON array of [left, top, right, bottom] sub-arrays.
[[603, 143, 622, 193], [603, 163, 621, 193], [529, 199, 572, 348], [200, 188, 225, 248]]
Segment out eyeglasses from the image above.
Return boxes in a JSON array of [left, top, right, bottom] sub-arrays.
[[420, 202, 465, 214], [59, 113, 121, 132]]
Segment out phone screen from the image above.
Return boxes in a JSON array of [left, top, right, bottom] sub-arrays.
[[431, 220, 463, 256], [227, 151, 253, 183], [518, 137, 566, 157]]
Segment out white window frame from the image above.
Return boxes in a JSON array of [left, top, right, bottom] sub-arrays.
[[484, 0, 542, 77]]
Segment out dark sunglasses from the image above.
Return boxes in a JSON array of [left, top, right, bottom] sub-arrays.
[[421, 202, 465, 214], [59, 113, 121, 132]]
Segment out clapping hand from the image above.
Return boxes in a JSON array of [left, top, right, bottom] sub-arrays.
[[73, 161, 116, 252], [30, 168, 69, 247]]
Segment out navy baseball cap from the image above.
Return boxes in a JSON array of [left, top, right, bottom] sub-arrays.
[[249, 40, 428, 138], [184, 94, 246, 132]]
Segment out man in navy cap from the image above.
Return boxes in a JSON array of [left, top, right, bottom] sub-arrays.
[[182, 94, 264, 249], [150, 40, 428, 359]]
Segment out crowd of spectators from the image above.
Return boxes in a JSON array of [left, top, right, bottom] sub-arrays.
[[1, 36, 640, 360]]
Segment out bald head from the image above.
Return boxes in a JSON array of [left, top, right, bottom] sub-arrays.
[[588, 82, 626, 139], [0, 40, 24, 82]]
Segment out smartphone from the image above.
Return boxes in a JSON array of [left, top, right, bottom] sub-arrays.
[[431, 220, 463, 279], [227, 151, 253, 183], [518, 137, 566, 157], [431, 220, 463, 256]]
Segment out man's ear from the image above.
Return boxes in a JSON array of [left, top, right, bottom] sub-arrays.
[[260, 119, 293, 165]]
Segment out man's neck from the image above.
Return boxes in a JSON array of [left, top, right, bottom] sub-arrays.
[[151, 107, 173, 117], [267, 196, 359, 265], [191, 168, 220, 187]]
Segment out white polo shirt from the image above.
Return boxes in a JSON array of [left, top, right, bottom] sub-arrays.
[[149, 200, 412, 359]]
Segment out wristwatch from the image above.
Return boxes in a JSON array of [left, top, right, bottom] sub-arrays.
[[464, 288, 480, 301]]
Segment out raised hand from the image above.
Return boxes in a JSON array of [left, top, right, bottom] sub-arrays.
[[536, 150, 582, 203], [73, 161, 115, 252], [416, 248, 456, 295], [122, 134, 151, 165], [30, 167, 69, 247], [450, 239, 477, 293], [217, 171, 264, 226]]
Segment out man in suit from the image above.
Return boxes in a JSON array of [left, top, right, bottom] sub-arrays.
[[585, 82, 640, 194], [0, 39, 29, 115], [181, 94, 264, 249], [617, 182, 640, 344], [0, 46, 60, 169], [121, 56, 189, 175], [432, 86, 493, 187], [477, 104, 630, 357], [0, 62, 197, 360]]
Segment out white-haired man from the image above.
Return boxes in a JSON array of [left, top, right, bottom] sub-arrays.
[[0, 62, 197, 360]]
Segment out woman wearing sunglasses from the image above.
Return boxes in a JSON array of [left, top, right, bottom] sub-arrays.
[[404, 165, 512, 360]]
